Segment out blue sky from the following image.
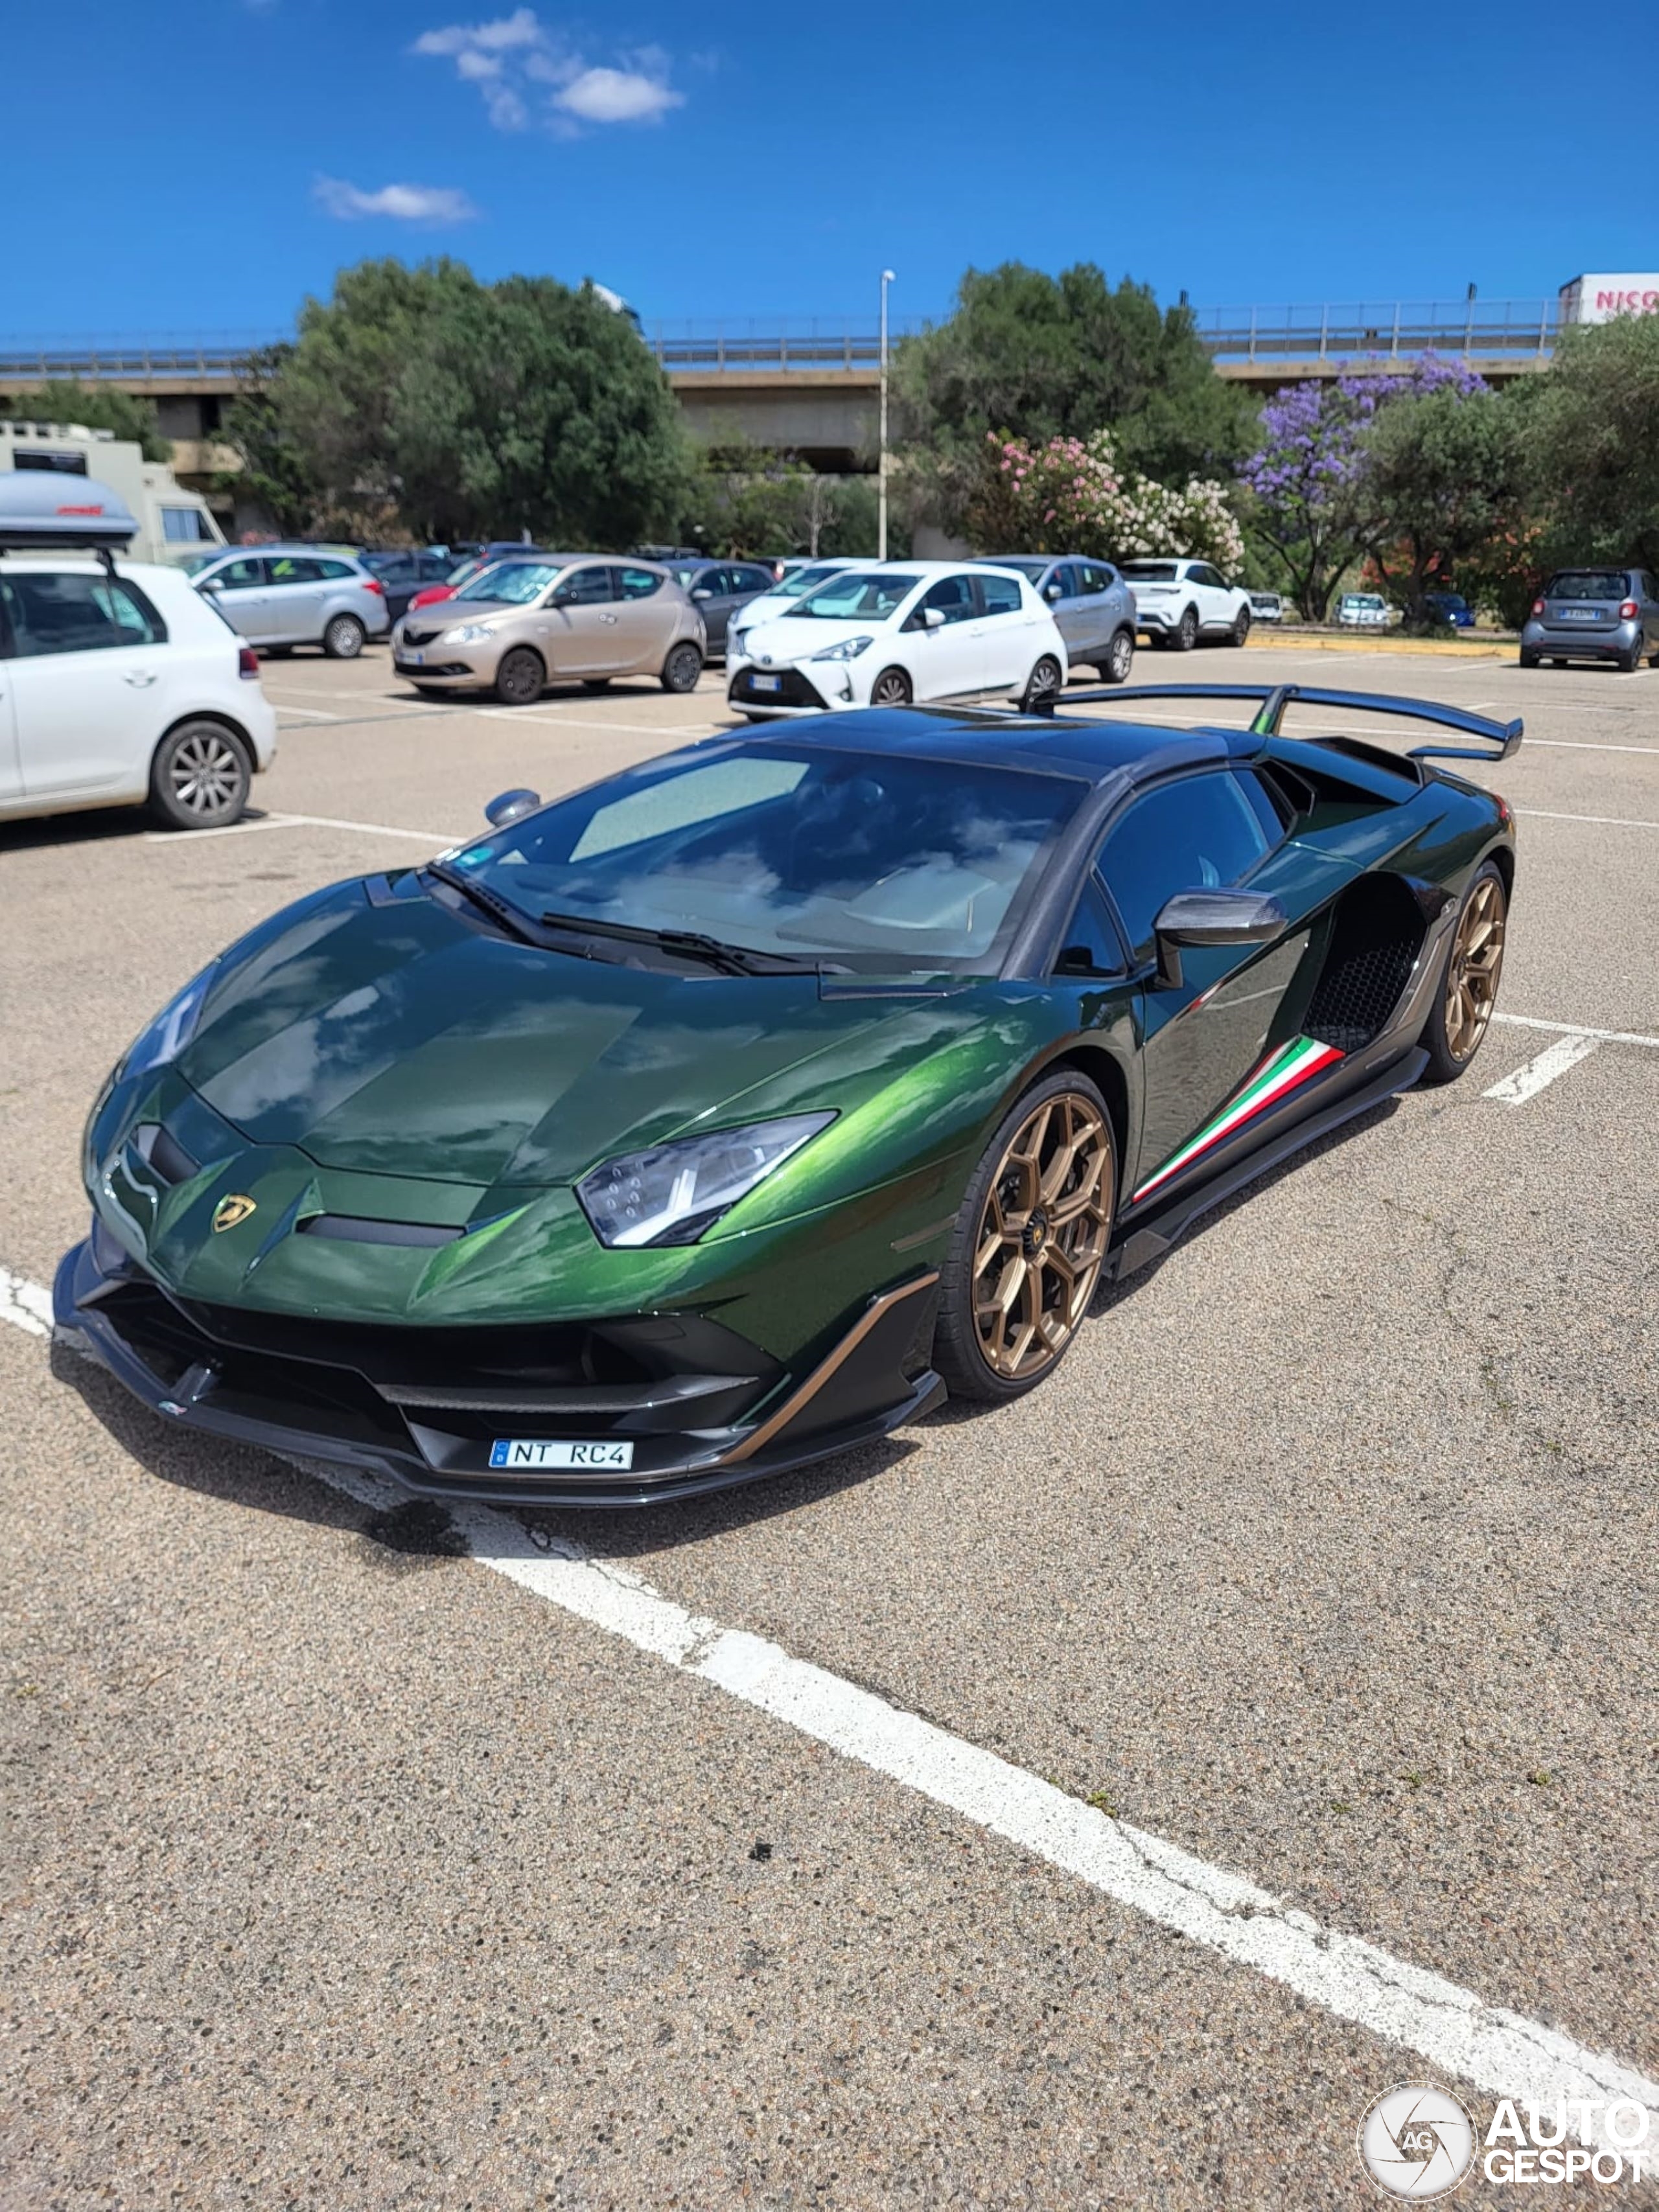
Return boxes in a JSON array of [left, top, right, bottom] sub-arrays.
[[5, 0, 1650, 340]]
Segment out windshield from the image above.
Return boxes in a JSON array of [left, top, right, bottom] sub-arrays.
[[1548, 571, 1629, 601], [789, 572, 922, 621], [772, 564, 847, 601], [438, 744, 1083, 973], [1120, 562, 1178, 582], [454, 561, 562, 606]]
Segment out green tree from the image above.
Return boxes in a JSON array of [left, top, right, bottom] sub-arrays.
[[222, 258, 689, 545], [1528, 313, 1659, 570], [679, 444, 886, 558], [0, 378, 171, 462], [894, 262, 1251, 533], [1357, 384, 1526, 629]]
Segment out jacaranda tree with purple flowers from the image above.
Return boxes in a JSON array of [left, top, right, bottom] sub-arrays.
[[1243, 355, 1488, 621]]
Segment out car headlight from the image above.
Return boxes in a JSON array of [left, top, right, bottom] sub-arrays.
[[577, 1112, 835, 1249], [118, 963, 218, 1082], [441, 622, 498, 645], [728, 630, 748, 660], [809, 634, 874, 663]]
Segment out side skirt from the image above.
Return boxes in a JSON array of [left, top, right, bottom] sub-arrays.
[[1108, 1046, 1428, 1281]]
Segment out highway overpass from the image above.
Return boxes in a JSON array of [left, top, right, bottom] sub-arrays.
[[0, 299, 1564, 494]]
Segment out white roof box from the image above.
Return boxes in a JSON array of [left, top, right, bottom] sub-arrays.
[[0, 470, 137, 551]]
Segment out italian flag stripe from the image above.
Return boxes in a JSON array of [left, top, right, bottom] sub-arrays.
[[1131, 1035, 1345, 1203]]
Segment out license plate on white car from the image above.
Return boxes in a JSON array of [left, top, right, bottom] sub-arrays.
[[489, 1439, 634, 1471], [751, 674, 782, 693]]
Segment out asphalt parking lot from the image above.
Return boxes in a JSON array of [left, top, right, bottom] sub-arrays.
[[3, 641, 1656, 2208]]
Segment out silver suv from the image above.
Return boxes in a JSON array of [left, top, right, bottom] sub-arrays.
[[972, 556, 1138, 682], [185, 544, 391, 658]]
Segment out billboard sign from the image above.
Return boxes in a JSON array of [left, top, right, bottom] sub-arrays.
[[1559, 274, 1659, 324]]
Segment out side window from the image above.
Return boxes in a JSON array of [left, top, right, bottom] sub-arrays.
[[911, 574, 977, 627], [268, 555, 325, 586], [1095, 775, 1273, 954], [161, 507, 215, 544], [730, 566, 772, 595], [1051, 564, 1079, 600], [1079, 563, 1112, 596], [318, 559, 356, 580], [618, 566, 664, 599], [557, 564, 616, 606], [0, 572, 168, 658], [1054, 874, 1127, 978], [213, 557, 266, 590], [688, 567, 727, 599], [979, 573, 1023, 617]]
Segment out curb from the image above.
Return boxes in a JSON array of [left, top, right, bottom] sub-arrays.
[[1244, 630, 1515, 660]]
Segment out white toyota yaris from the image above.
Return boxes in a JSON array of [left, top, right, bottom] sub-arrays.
[[726, 562, 1068, 719]]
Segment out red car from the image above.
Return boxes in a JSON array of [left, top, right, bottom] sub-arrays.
[[409, 544, 553, 614]]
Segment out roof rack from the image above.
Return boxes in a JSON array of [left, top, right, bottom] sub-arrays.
[[1041, 681, 1522, 763]]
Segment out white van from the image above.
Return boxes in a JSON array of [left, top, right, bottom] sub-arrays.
[[0, 419, 224, 568]]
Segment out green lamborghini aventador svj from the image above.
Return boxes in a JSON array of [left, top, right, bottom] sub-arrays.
[[58, 683, 1519, 1505]]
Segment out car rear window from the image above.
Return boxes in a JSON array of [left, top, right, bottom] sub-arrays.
[[1548, 571, 1629, 601], [1120, 562, 1178, 582]]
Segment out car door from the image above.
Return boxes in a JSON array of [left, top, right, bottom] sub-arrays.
[[901, 573, 990, 697], [1096, 771, 1304, 1194], [197, 554, 270, 640], [262, 554, 330, 644], [1039, 564, 1086, 659], [0, 568, 171, 800], [1183, 564, 1225, 633], [610, 564, 677, 669], [541, 562, 622, 675], [973, 570, 1035, 686], [688, 568, 738, 652]]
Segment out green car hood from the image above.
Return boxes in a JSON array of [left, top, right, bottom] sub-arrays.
[[176, 879, 980, 1188]]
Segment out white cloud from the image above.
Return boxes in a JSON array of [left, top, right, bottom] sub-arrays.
[[313, 177, 480, 223], [412, 11, 683, 132], [553, 64, 681, 124]]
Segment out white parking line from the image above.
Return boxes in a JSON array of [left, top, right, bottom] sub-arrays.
[[270, 703, 343, 722], [1518, 807, 1659, 832], [1483, 1033, 1602, 1105], [5, 1269, 1656, 2152], [1494, 1013, 1659, 1050], [141, 811, 459, 847], [0, 1265, 51, 1336]]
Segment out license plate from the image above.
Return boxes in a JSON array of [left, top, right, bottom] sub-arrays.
[[489, 1439, 634, 1471], [751, 673, 782, 693], [1559, 608, 1599, 621], [406, 649, 425, 664]]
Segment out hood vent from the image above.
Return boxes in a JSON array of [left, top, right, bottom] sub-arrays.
[[297, 1214, 463, 1249], [130, 1123, 200, 1186]]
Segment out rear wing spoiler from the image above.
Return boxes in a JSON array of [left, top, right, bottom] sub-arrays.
[[1043, 682, 1523, 763]]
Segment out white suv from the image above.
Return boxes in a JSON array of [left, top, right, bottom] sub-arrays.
[[727, 561, 1067, 717], [1120, 559, 1253, 651], [0, 559, 278, 829]]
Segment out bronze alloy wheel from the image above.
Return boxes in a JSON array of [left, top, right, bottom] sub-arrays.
[[971, 1090, 1113, 1382], [1443, 872, 1506, 1061]]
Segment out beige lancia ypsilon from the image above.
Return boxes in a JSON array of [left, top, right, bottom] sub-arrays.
[[391, 555, 706, 703]]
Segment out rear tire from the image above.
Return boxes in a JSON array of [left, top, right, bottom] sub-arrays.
[[1098, 628, 1134, 684], [1019, 654, 1063, 712], [1227, 606, 1251, 647], [322, 614, 365, 660], [932, 1070, 1117, 1405], [660, 641, 702, 693], [1419, 862, 1507, 1084], [147, 720, 251, 831], [494, 647, 545, 705], [1518, 649, 1539, 669], [870, 666, 912, 706], [1618, 639, 1642, 673]]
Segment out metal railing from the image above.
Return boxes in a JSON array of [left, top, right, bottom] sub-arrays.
[[0, 302, 1568, 386]]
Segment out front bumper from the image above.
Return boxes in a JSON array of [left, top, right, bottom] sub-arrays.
[[392, 651, 491, 685], [726, 664, 844, 716], [1522, 619, 1640, 662], [54, 1229, 944, 1508]]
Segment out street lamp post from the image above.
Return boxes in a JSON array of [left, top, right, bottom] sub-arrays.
[[878, 268, 896, 560]]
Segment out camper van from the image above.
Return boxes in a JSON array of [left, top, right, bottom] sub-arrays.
[[0, 419, 224, 568]]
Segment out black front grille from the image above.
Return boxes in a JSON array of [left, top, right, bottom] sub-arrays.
[[730, 667, 827, 709], [401, 625, 441, 647]]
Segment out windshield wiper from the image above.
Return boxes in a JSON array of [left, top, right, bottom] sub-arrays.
[[426, 858, 548, 947], [538, 912, 822, 976]]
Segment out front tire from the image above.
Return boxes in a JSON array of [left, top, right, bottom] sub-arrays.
[[661, 641, 702, 693], [933, 1072, 1116, 1403], [1419, 862, 1507, 1084], [869, 665, 912, 706], [1226, 606, 1251, 647], [494, 647, 545, 705], [1173, 605, 1199, 652], [321, 614, 365, 660], [1019, 654, 1063, 712], [1098, 628, 1134, 684], [147, 720, 251, 831]]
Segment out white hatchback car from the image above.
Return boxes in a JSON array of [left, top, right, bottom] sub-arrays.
[[725, 557, 870, 667], [727, 562, 1067, 719], [0, 559, 278, 829], [1120, 559, 1254, 651]]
